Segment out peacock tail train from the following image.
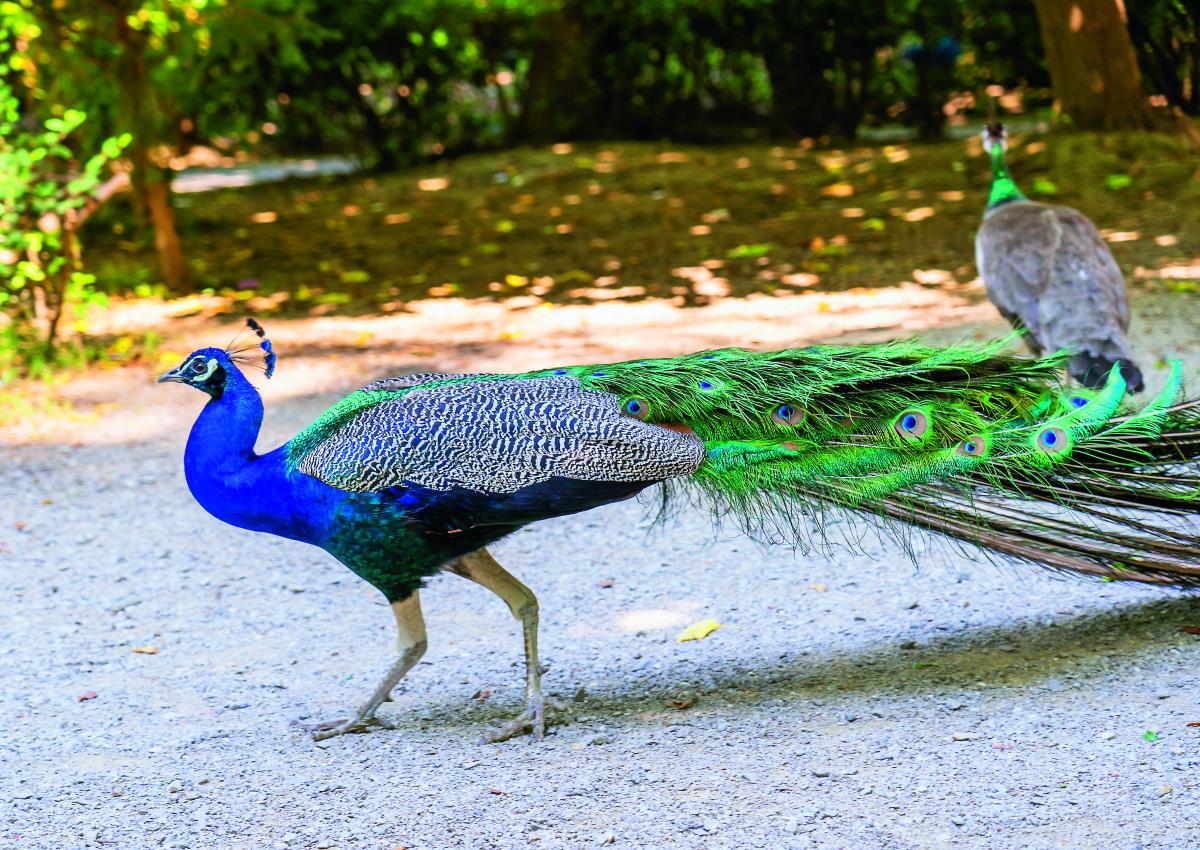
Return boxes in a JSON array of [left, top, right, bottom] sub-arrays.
[[287, 340, 1200, 587]]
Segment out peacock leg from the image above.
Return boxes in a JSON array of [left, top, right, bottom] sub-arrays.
[[449, 548, 547, 742], [302, 591, 428, 740]]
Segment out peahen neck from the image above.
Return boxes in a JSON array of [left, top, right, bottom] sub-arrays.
[[985, 144, 1026, 213]]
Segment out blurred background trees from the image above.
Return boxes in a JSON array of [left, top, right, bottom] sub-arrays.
[[0, 0, 1195, 373]]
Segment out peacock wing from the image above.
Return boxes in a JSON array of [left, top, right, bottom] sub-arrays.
[[358, 373, 493, 392], [294, 376, 706, 493], [976, 201, 1058, 351]]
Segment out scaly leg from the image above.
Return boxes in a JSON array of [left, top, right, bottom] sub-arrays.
[[450, 548, 547, 742], [301, 592, 427, 740]]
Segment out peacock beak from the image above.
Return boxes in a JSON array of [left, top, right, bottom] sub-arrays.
[[157, 367, 186, 384]]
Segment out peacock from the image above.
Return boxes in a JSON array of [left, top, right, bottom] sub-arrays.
[[160, 319, 1200, 742], [975, 106, 1144, 392]]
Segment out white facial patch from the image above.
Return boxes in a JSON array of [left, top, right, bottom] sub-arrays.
[[195, 357, 218, 382], [981, 127, 1008, 154]]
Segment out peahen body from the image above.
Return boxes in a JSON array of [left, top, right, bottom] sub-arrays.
[[161, 321, 1200, 741], [975, 120, 1144, 392]]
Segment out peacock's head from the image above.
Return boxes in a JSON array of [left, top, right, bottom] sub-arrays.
[[981, 122, 1008, 154], [157, 318, 276, 399]]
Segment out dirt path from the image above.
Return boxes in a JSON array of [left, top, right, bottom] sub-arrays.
[[3, 289, 1200, 850]]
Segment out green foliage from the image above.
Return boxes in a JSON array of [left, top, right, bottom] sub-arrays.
[[0, 15, 129, 376], [7, 0, 1189, 182], [1030, 177, 1058, 195], [1127, 0, 1199, 116]]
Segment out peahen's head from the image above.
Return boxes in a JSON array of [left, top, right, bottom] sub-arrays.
[[981, 122, 1008, 154], [157, 318, 276, 399]]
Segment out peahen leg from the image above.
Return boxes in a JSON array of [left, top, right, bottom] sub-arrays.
[[302, 591, 428, 741], [449, 548, 547, 742]]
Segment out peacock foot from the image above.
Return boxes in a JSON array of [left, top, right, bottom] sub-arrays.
[[483, 700, 545, 743], [482, 695, 565, 743], [296, 713, 396, 741]]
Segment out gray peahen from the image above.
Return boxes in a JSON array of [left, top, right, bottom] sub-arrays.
[[974, 114, 1144, 392], [159, 320, 1200, 742]]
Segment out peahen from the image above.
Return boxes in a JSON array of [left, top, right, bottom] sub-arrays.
[[975, 110, 1144, 392], [161, 319, 1200, 742]]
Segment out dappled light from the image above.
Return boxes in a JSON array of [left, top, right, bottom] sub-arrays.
[[614, 608, 693, 634], [83, 133, 1197, 320]]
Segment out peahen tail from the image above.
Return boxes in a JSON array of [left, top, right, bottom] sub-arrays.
[[539, 341, 1200, 586]]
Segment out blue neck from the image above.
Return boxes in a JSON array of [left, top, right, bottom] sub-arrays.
[[184, 367, 337, 542]]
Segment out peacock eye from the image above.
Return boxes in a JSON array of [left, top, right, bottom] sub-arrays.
[[772, 403, 805, 426], [622, 397, 649, 419], [1037, 426, 1069, 454], [1071, 397, 1088, 408], [893, 409, 929, 440], [956, 434, 987, 457]]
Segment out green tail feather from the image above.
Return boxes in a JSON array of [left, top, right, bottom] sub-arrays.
[[290, 341, 1200, 586]]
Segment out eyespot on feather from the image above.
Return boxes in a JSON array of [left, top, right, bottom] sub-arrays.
[[1036, 426, 1069, 455], [892, 409, 929, 440], [622, 397, 650, 420], [956, 434, 989, 457], [772, 403, 806, 426]]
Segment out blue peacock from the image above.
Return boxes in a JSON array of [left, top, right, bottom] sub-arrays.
[[975, 102, 1144, 392], [161, 319, 1200, 741]]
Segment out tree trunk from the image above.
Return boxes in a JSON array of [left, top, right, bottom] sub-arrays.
[[143, 174, 187, 291], [515, 2, 596, 142], [113, 2, 189, 290], [1031, 0, 1157, 129]]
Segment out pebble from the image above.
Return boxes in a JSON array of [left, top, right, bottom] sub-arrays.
[[811, 767, 832, 777], [951, 733, 977, 742]]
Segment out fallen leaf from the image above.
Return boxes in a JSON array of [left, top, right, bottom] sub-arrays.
[[487, 788, 507, 795], [676, 619, 721, 643], [472, 689, 492, 701], [77, 691, 98, 702], [1144, 730, 1161, 742], [596, 578, 614, 588], [1181, 626, 1200, 635], [1187, 722, 1200, 728], [821, 182, 855, 198], [132, 645, 159, 655], [670, 690, 699, 710]]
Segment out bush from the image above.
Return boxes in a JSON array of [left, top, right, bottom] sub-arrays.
[[0, 72, 129, 377]]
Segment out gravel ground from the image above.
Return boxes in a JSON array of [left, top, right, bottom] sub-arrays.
[[4, 291, 1200, 850]]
